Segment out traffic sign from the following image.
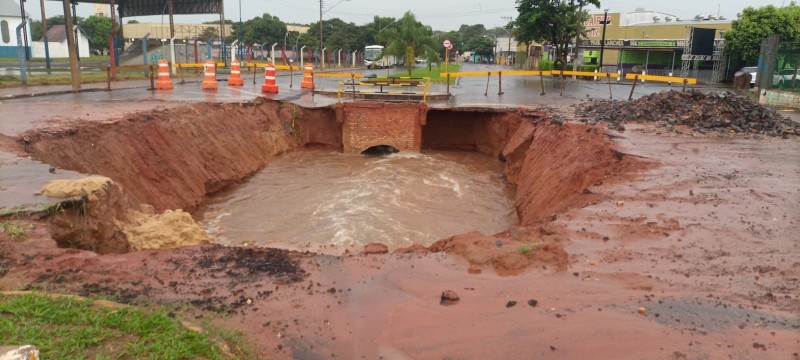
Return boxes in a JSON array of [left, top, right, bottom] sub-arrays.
[[443, 39, 452, 49]]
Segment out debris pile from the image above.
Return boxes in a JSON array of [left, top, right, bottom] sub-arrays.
[[575, 90, 799, 137]]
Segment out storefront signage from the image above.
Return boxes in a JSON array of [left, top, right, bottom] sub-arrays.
[[584, 16, 612, 27], [581, 39, 688, 48]]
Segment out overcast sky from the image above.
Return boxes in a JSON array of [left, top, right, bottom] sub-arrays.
[[25, 0, 794, 31]]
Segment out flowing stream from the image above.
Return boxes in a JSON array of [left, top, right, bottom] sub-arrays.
[[196, 150, 517, 253]]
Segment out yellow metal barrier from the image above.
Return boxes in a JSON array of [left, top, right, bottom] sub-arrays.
[[337, 77, 431, 103], [316, 72, 364, 78], [440, 70, 553, 77], [551, 70, 619, 78], [625, 73, 697, 84]]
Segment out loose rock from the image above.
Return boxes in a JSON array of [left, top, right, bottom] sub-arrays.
[[575, 90, 798, 137], [506, 300, 517, 308], [440, 290, 460, 305]]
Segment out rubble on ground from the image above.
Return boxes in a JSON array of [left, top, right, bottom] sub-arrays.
[[575, 90, 799, 137]]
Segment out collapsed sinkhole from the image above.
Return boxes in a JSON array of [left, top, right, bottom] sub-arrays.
[[14, 98, 632, 264]]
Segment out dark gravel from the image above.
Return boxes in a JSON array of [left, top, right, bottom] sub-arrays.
[[575, 90, 799, 137]]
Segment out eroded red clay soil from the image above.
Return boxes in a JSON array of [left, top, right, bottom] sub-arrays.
[[1, 99, 798, 359]]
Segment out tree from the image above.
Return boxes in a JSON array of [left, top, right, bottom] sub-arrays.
[[725, 3, 800, 65], [242, 13, 287, 46], [29, 16, 73, 41], [197, 27, 219, 42], [465, 36, 495, 61], [80, 15, 113, 55], [378, 11, 438, 75], [513, 0, 599, 68]]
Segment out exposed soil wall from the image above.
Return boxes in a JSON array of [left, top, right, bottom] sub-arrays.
[[425, 108, 633, 225], [22, 98, 341, 213], [16, 99, 634, 253]]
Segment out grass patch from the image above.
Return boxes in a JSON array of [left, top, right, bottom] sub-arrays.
[[391, 63, 461, 83], [0, 293, 242, 359], [517, 242, 541, 255], [0, 72, 151, 88], [0, 222, 33, 241]]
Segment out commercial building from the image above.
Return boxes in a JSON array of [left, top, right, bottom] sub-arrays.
[[579, 8, 732, 80]]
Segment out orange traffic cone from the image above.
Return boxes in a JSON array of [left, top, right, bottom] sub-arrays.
[[202, 59, 217, 91], [228, 59, 244, 86], [155, 59, 173, 90], [261, 63, 279, 93], [300, 63, 314, 89]]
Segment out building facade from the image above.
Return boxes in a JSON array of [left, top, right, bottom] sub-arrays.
[[0, 0, 29, 57], [579, 9, 732, 79]]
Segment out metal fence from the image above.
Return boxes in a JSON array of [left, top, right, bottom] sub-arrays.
[[772, 42, 799, 92]]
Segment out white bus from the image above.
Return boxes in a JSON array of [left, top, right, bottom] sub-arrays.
[[363, 45, 400, 69]]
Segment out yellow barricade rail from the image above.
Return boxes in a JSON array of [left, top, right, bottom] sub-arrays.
[[337, 77, 431, 103], [316, 72, 364, 78], [624, 73, 697, 84], [440, 70, 553, 77], [551, 70, 619, 78]]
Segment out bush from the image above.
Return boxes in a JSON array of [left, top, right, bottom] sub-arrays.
[[580, 65, 598, 72], [538, 60, 555, 71]]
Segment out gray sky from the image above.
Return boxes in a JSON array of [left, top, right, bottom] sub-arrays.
[[25, 0, 794, 31]]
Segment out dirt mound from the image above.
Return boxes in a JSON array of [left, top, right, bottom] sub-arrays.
[[39, 176, 113, 200], [122, 206, 211, 250], [428, 230, 568, 275], [576, 90, 799, 137]]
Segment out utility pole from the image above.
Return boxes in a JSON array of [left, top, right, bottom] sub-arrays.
[[319, 0, 323, 69], [572, 2, 583, 79]]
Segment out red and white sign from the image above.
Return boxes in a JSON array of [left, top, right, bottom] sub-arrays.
[[443, 39, 452, 49]]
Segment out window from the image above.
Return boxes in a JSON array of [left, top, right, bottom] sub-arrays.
[[1, 21, 9, 44]]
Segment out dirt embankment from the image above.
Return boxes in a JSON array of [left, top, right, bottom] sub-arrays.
[[19, 98, 337, 213], [10, 100, 639, 269]]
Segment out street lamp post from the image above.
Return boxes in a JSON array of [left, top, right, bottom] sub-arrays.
[[599, 9, 609, 71], [238, 0, 244, 60], [319, 0, 351, 69]]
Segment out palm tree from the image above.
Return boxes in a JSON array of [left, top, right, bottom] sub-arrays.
[[377, 11, 438, 75]]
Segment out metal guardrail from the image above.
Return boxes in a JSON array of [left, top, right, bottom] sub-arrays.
[[337, 76, 431, 103]]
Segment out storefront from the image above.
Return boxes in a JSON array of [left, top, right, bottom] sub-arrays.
[[579, 10, 731, 77]]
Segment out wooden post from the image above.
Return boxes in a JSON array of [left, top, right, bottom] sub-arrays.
[[106, 66, 111, 91], [498, 71, 503, 95], [149, 65, 155, 90], [629, 75, 638, 100], [62, 0, 80, 90], [559, 69, 564, 96], [484, 72, 490, 96], [607, 73, 612, 99], [539, 70, 545, 96], [447, 73, 450, 95], [682, 78, 688, 92]]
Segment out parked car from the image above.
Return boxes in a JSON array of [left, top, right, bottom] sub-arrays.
[[772, 68, 800, 89], [739, 66, 758, 88]]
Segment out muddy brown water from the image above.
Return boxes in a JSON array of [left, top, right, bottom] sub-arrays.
[[196, 150, 518, 253]]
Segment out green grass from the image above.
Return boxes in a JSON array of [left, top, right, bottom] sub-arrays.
[[391, 63, 461, 83], [0, 55, 110, 62], [0, 293, 241, 359], [0, 222, 33, 241], [0, 72, 151, 88], [516, 242, 541, 255]]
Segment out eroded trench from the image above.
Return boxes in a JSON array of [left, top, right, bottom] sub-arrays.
[[19, 98, 634, 272]]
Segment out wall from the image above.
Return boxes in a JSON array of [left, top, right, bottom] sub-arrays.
[[0, 16, 24, 57], [339, 102, 426, 153], [31, 31, 90, 58], [761, 90, 800, 110]]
